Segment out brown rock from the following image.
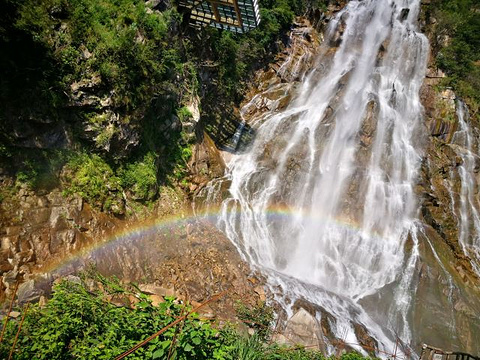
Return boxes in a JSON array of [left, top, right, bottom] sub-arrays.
[[150, 295, 164, 307], [139, 284, 175, 297], [254, 286, 266, 302], [9, 311, 21, 319], [353, 323, 378, 355]]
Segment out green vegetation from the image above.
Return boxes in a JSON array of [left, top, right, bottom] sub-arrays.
[[0, 271, 377, 360], [61, 151, 164, 212], [0, 0, 193, 206], [9, 145, 189, 214], [0, 0, 316, 132], [176, 107, 193, 124], [204, 0, 323, 100], [0, 0, 330, 214], [428, 0, 480, 110], [119, 152, 158, 201], [62, 152, 124, 213], [3, 0, 477, 216], [0, 272, 225, 360], [235, 301, 274, 340], [170, 142, 193, 182], [13, 0, 174, 111]]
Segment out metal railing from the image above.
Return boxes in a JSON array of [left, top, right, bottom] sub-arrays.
[[178, 0, 261, 33], [420, 344, 480, 360]]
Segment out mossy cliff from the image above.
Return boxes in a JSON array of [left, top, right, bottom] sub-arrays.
[[0, 0, 339, 300]]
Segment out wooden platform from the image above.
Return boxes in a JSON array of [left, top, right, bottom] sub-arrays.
[[178, 0, 260, 33]]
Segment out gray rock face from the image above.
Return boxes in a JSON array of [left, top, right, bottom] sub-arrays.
[[17, 278, 46, 304], [282, 308, 326, 352]]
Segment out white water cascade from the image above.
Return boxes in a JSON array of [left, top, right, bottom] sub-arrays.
[[451, 101, 480, 276], [214, 0, 429, 355]]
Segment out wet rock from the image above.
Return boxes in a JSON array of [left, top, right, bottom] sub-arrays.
[[359, 101, 378, 148], [399, 8, 410, 22], [0, 186, 124, 302], [353, 323, 378, 355], [146, 0, 169, 12], [10, 121, 71, 150], [454, 299, 478, 319], [29, 208, 52, 225], [57, 275, 81, 285], [416, 64, 480, 354], [189, 133, 226, 197], [128, 295, 140, 308], [240, 19, 322, 126], [254, 286, 266, 302], [48, 221, 268, 322], [182, 94, 201, 143], [38, 295, 47, 308], [149, 295, 164, 307], [70, 73, 102, 94], [81, 110, 140, 157]]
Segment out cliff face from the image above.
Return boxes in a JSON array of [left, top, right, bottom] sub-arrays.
[[417, 0, 480, 276], [409, 3, 480, 351], [0, 0, 334, 302]]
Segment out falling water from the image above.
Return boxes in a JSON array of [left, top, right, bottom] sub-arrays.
[[214, 0, 429, 354], [450, 101, 480, 276]]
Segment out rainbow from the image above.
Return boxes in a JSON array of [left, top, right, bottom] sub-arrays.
[[40, 205, 382, 276]]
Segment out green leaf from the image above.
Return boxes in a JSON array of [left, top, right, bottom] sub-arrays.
[[152, 348, 164, 359], [160, 340, 171, 349], [137, 301, 150, 309], [184, 343, 193, 352]]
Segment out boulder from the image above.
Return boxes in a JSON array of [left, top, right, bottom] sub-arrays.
[[17, 280, 42, 303], [282, 308, 326, 352]]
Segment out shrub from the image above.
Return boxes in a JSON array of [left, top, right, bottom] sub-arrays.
[[235, 301, 275, 340], [0, 271, 379, 360], [119, 152, 158, 201], [431, 0, 480, 107], [62, 152, 123, 212], [9, 0, 177, 113], [177, 107, 193, 123], [0, 271, 227, 360]]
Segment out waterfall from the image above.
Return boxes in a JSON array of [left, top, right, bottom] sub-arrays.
[[451, 101, 480, 276], [214, 0, 429, 355]]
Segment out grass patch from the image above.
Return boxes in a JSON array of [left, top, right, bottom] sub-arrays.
[[118, 152, 158, 202], [62, 152, 124, 214]]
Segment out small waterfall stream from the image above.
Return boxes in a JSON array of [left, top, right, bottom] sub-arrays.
[[210, 0, 432, 355], [450, 101, 480, 276]]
